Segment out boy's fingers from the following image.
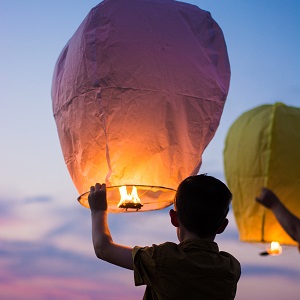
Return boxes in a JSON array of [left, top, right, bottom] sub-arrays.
[[101, 183, 106, 191], [90, 186, 95, 193], [95, 183, 101, 191]]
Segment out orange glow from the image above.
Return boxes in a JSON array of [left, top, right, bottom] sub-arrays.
[[267, 241, 282, 256], [117, 186, 143, 210]]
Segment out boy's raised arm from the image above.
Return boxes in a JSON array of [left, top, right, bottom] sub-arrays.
[[89, 183, 134, 270]]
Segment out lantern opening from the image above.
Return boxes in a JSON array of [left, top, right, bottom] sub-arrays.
[[77, 184, 176, 213], [260, 241, 282, 256], [117, 186, 143, 211]]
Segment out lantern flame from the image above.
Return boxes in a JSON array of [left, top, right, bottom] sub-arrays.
[[259, 241, 282, 256], [268, 241, 282, 256], [117, 186, 143, 210]]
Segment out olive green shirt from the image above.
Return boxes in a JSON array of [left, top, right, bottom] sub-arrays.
[[133, 239, 241, 300]]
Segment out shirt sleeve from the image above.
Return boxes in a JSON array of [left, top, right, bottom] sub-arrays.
[[132, 245, 157, 287]]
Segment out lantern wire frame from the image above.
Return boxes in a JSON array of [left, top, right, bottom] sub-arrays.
[[77, 184, 177, 213]]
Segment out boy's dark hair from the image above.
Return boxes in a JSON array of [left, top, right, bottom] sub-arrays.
[[175, 174, 232, 237]]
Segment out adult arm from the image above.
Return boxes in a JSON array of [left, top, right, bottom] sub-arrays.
[[89, 183, 133, 270], [256, 188, 300, 243]]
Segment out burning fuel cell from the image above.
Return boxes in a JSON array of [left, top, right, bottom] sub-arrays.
[[117, 186, 143, 211], [260, 241, 283, 256]]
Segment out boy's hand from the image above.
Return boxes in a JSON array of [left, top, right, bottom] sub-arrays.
[[256, 187, 279, 209], [88, 183, 107, 212]]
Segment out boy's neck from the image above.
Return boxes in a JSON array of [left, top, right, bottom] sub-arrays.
[[178, 227, 215, 242]]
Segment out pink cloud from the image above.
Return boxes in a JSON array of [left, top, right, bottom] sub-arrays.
[[0, 272, 144, 300]]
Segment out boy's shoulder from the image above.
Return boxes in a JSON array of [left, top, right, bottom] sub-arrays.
[[134, 239, 241, 285], [135, 239, 233, 256], [135, 239, 239, 263], [135, 240, 213, 255]]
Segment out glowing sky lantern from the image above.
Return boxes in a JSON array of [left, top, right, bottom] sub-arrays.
[[52, 0, 230, 212], [224, 103, 300, 247]]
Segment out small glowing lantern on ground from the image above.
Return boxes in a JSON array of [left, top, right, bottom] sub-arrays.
[[224, 103, 300, 247], [52, 0, 230, 212]]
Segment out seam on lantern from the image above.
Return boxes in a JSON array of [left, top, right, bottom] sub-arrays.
[[53, 86, 223, 116], [261, 104, 277, 242], [99, 86, 222, 103], [102, 88, 113, 184], [53, 88, 97, 116]]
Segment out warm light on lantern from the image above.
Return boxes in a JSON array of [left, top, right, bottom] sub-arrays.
[[117, 186, 143, 211]]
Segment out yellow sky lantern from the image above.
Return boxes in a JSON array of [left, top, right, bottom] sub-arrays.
[[51, 0, 230, 212], [224, 103, 300, 247]]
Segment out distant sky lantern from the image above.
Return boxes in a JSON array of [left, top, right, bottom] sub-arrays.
[[51, 0, 230, 212], [224, 103, 300, 248]]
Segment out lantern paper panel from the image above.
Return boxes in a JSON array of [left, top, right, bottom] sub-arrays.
[[224, 103, 300, 245], [52, 0, 230, 212]]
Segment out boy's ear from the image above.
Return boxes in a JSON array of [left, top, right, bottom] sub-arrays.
[[169, 209, 179, 227], [216, 218, 229, 234]]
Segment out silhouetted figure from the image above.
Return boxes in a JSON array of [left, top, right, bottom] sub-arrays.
[[88, 175, 241, 299]]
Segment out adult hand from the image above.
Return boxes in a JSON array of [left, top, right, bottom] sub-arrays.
[[88, 183, 107, 212], [256, 187, 280, 209]]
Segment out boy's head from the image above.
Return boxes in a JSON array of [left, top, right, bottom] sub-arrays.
[[172, 174, 232, 238]]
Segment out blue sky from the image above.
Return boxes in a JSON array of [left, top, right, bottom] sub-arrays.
[[0, 1, 300, 299]]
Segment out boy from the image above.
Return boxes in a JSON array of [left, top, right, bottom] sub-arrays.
[[89, 174, 241, 299]]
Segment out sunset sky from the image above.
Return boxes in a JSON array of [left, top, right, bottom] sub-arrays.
[[1, 1, 300, 299]]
